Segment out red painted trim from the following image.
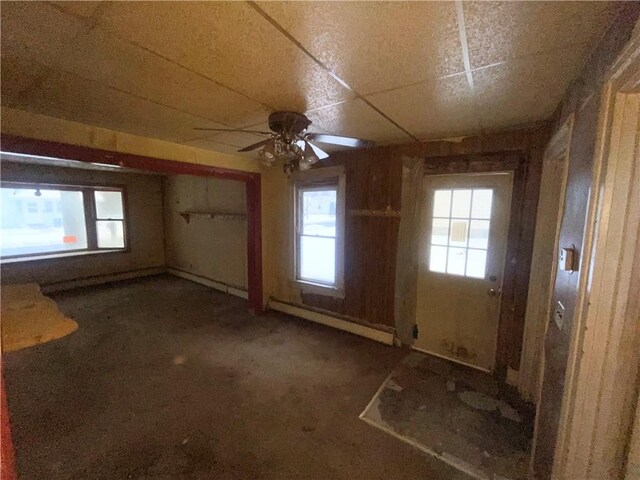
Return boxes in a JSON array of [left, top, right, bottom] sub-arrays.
[[0, 134, 264, 313], [1, 356, 17, 480], [245, 175, 264, 314]]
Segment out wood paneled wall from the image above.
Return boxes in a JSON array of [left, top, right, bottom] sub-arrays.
[[301, 149, 402, 328], [297, 126, 549, 378]]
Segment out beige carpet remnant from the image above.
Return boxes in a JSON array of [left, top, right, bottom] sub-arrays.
[[1, 283, 78, 352]]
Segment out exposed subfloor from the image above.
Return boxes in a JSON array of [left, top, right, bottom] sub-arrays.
[[361, 352, 534, 480], [3, 275, 470, 480]]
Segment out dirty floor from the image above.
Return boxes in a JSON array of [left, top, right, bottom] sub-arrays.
[[3, 275, 470, 480], [361, 353, 534, 480]]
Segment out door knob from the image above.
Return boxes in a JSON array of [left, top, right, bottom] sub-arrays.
[[488, 288, 501, 297]]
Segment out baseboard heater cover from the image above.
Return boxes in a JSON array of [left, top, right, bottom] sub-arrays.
[[269, 299, 395, 346], [41, 266, 165, 293], [167, 268, 248, 300]]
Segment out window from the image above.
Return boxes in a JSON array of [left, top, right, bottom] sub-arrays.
[[294, 168, 345, 292], [1, 183, 127, 259], [428, 188, 493, 278]]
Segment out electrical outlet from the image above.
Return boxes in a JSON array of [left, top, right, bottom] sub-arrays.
[[554, 301, 565, 330]]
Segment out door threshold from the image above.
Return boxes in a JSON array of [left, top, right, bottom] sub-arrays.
[[411, 346, 492, 374]]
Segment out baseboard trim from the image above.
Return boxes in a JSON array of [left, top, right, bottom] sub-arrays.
[[167, 268, 248, 300], [269, 299, 395, 346], [40, 267, 165, 293]]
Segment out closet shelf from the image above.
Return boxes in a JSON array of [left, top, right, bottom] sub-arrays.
[[179, 211, 247, 224]]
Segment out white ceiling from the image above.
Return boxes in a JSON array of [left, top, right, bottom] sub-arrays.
[[1, 1, 620, 157]]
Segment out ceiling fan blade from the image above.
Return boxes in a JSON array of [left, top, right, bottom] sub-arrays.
[[194, 127, 272, 135], [306, 133, 373, 148], [307, 141, 330, 160], [238, 138, 272, 152]]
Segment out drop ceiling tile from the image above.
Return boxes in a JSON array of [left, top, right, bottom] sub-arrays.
[[257, 1, 463, 95], [181, 131, 268, 149], [366, 74, 479, 140], [50, 26, 271, 128], [463, 1, 621, 68], [305, 99, 411, 144], [50, 1, 102, 18], [20, 70, 227, 144], [0, 56, 51, 107], [1, 1, 88, 61], [180, 138, 257, 156], [96, 2, 353, 112], [473, 48, 586, 130]]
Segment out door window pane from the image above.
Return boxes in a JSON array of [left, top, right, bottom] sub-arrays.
[[466, 249, 487, 278], [446, 247, 467, 275], [300, 236, 335, 284], [431, 218, 450, 245], [469, 220, 490, 249], [0, 188, 87, 256], [429, 245, 447, 273], [449, 219, 469, 247], [433, 190, 451, 217], [96, 220, 125, 248], [451, 190, 472, 218], [94, 191, 124, 219], [471, 189, 493, 219]]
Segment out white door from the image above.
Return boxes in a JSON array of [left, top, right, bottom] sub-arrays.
[[415, 172, 513, 372]]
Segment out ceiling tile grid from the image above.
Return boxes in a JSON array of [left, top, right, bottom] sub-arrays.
[[0, 1, 623, 157]]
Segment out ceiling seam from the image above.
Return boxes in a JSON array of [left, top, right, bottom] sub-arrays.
[[48, 2, 279, 118], [454, 0, 474, 90], [246, 1, 419, 142], [22, 58, 260, 135]]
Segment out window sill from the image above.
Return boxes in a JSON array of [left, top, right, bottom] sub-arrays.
[[1, 249, 128, 264], [293, 279, 345, 299]]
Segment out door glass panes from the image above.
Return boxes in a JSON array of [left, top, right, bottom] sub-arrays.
[[0, 187, 88, 256], [428, 188, 494, 278], [298, 188, 337, 285]]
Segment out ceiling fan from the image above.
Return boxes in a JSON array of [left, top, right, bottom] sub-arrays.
[[195, 111, 374, 175]]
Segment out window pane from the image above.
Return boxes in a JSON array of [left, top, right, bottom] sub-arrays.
[[301, 189, 336, 237], [451, 190, 472, 218], [433, 190, 451, 217], [300, 235, 335, 284], [431, 218, 449, 245], [466, 249, 487, 278], [94, 191, 124, 219], [429, 245, 447, 273], [471, 189, 493, 219], [1, 188, 87, 256], [97, 220, 125, 248], [447, 247, 466, 275], [449, 219, 469, 247], [469, 220, 490, 249]]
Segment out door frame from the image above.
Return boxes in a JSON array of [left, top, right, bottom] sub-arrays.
[[550, 34, 640, 479], [519, 115, 574, 403], [422, 153, 531, 380]]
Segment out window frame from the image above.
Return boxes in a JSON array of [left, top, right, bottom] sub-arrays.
[[291, 166, 345, 297], [0, 181, 129, 261]]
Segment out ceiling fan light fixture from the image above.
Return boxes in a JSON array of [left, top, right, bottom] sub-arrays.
[[258, 139, 277, 167], [299, 142, 319, 170]]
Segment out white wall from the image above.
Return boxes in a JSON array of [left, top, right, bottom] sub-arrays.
[[163, 175, 247, 289]]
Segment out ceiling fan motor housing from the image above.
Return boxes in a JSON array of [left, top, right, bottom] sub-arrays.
[[268, 111, 311, 139]]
